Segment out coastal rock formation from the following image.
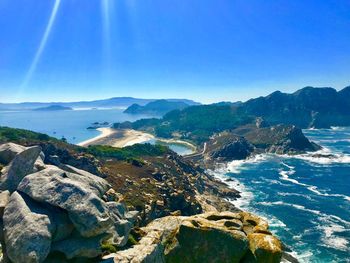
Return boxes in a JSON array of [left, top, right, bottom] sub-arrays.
[[0, 142, 138, 263], [235, 124, 321, 154], [102, 211, 283, 263], [206, 132, 254, 161]]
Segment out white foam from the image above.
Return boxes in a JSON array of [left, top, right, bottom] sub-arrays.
[[278, 163, 350, 202], [226, 154, 269, 173], [288, 250, 314, 263], [317, 224, 349, 252], [209, 170, 254, 209]]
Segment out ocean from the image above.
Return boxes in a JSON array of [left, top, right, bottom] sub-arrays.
[[1, 110, 349, 261], [212, 127, 350, 262], [0, 108, 192, 155]]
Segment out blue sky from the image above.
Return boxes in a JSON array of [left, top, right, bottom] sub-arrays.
[[0, 0, 349, 103]]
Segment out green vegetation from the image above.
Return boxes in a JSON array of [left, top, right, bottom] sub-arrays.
[[85, 143, 168, 161], [116, 105, 254, 144], [101, 242, 118, 254], [124, 99, 191, 115], [0, 126, 53, 143]]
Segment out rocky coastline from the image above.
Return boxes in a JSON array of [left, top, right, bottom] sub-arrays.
[[0, 136, 291, 262]]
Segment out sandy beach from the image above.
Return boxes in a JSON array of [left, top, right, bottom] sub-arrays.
[[77, 128, 155, 148]]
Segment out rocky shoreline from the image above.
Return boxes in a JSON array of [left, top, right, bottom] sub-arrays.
[[0, 141, 289, 262]]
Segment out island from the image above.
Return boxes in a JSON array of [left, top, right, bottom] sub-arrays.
[[123, 99, 197, 115], [33, 105, 73, 111]]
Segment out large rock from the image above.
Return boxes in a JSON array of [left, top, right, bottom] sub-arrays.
[[248, 233, 282, 263], [0, 143, 26, 164], [102, 211, 284, 263], [58, 164, 110, 197], [0, 146, 42, 192], [106, 202, 135, 247], [51, 231, 111, 259], [209, 136, 254, 161], [17, 167, 113, 237], [3, 192, 55, 263], [166, 219, 248, 263]]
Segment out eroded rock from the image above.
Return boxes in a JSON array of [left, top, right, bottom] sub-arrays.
[[17, 167, 113, 237]]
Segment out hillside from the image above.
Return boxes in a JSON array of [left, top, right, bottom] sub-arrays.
[[238, 86, 350, 128], [124, 99, 197, 115]]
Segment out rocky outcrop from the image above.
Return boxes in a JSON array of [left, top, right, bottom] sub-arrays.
[[102, 211, 283, 263], [233, 124, 321, 155], [206, 133, 254, 161], [0, 143, 138, 263]]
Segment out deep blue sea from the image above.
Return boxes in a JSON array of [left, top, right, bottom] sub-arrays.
[[212, 127, 350, 262], [0, 109, 192, 155]]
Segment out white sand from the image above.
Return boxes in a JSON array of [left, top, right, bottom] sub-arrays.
[[77, 128, 154, 148], [77, 127, 116, 146]]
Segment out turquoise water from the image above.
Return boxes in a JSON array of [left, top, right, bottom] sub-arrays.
[[213, 127, 350, 262], [0, 109, 193, 155]]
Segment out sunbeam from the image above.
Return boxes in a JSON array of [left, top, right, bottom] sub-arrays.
[[20, 0, 61, 89], [101, 0, 112, 65]]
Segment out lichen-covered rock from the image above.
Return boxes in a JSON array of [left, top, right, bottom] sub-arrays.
[[0, 146, 41, 192], [17, 167, 113, 237], [0, 142, 26, 164], [248, 233, 282, 263], [3, 192, 54, 263], [103, 211, 282, 263], [166, 219, 248, 263]]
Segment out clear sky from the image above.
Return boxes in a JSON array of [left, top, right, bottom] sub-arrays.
[[0, 0, 349, 103]]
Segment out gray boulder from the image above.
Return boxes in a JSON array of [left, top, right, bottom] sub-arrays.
[[0, 146, 42, 192], [17, 167, 113, 237], [0, 143, 26, 165], [33, 151, 46, 172], [3, 192, 55, 263], [58, 164, 110, 197], [51, 231, 111, 259], [106, 202, 134, 247]]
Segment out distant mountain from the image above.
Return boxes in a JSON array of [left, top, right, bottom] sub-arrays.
[[238, 86, 350, 128], [124, 99, 198, 115], [33, 105, 72, 111], [114, 86, 350, 144], [0, 97, 199, 111]]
